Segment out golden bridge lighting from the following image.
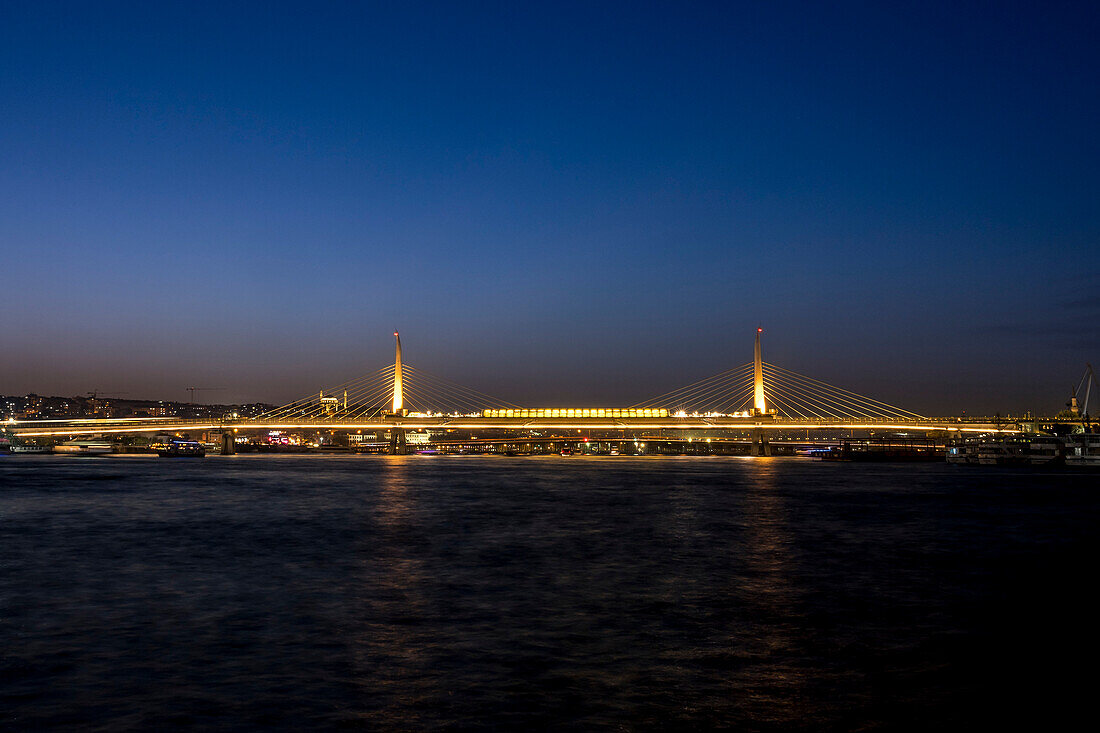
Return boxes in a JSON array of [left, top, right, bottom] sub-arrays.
[[481, 408, 669, 419], [3, 332, 1026, 440]]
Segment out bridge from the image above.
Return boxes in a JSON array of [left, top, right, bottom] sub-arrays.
[[6, 331, 1019, 452]]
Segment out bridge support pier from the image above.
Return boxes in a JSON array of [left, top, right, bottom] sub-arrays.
[[390, 427, 408, 455], [750, 428, 771, 457], [221, 431, 236, 455]]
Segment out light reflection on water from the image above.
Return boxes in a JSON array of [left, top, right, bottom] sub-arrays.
[[2, 455, 1098, 730], [737, 459, 807, 724]]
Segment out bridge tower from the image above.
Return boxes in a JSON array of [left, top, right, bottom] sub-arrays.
[[753, 327, 766, 415], [389, 331, 408, 454], [392, 331, 404, 414], [751, 328, 771, 456]]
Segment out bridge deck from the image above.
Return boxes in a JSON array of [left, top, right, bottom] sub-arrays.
[[7, 416, 1018, 437]]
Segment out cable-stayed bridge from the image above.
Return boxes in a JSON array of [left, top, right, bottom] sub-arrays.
[[8, 331, 1018, 445]]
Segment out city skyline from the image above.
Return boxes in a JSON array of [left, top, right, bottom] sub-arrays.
[[3, 1, 1098, 415]]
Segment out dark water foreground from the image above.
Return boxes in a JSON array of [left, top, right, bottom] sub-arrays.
[[2, 455, 1098, 731]]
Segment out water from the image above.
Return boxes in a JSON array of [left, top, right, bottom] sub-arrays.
[[2, 455, 1097, 731]]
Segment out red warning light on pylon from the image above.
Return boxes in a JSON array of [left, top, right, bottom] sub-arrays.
[[394, 331, 399, 337], [757, 327, 763, 333]]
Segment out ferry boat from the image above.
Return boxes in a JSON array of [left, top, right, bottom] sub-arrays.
[[946, 442, 979, 465], [54, 440, 115, 455], [819, 440, 943, 462], [156, 440, 206, 457], [975, 436, 1031, 466], [9, 445, 53, 454], [1028, 436, 1067, 467], [1066, 433, 1100, 468]]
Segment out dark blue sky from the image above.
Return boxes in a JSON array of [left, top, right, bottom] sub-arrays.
[[2, 1, 1097, 414]]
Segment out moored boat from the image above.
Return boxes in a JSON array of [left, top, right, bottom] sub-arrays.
[[156, 440, 206, 457], [946, 442, 979, 465], [1065, 433, 1100, 468], [976, 436, 1031, 466], [1028, 436, 1067, 466], [54, 440, 115, 455]]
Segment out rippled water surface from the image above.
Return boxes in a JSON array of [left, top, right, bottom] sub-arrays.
[[2, 455, 1098, 731]]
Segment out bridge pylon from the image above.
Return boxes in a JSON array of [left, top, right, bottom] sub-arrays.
[[392, 331, 404, 414], [390, 427, 408, 455], [753, 327, 766, 416], [750, 428, 771, 457], [750, 328, 771, 455]]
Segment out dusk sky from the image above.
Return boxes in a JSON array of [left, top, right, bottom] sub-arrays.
[[2, 1, 1097, 415]]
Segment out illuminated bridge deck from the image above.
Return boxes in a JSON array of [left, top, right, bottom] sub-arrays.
[[7, 415, 1020, 437]]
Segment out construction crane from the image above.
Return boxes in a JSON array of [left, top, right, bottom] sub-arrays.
[[86, 390, 128, 417], [1067, 364, 1095, 418], [186, 387, 225, 404], [86, 390, 129, 400]]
